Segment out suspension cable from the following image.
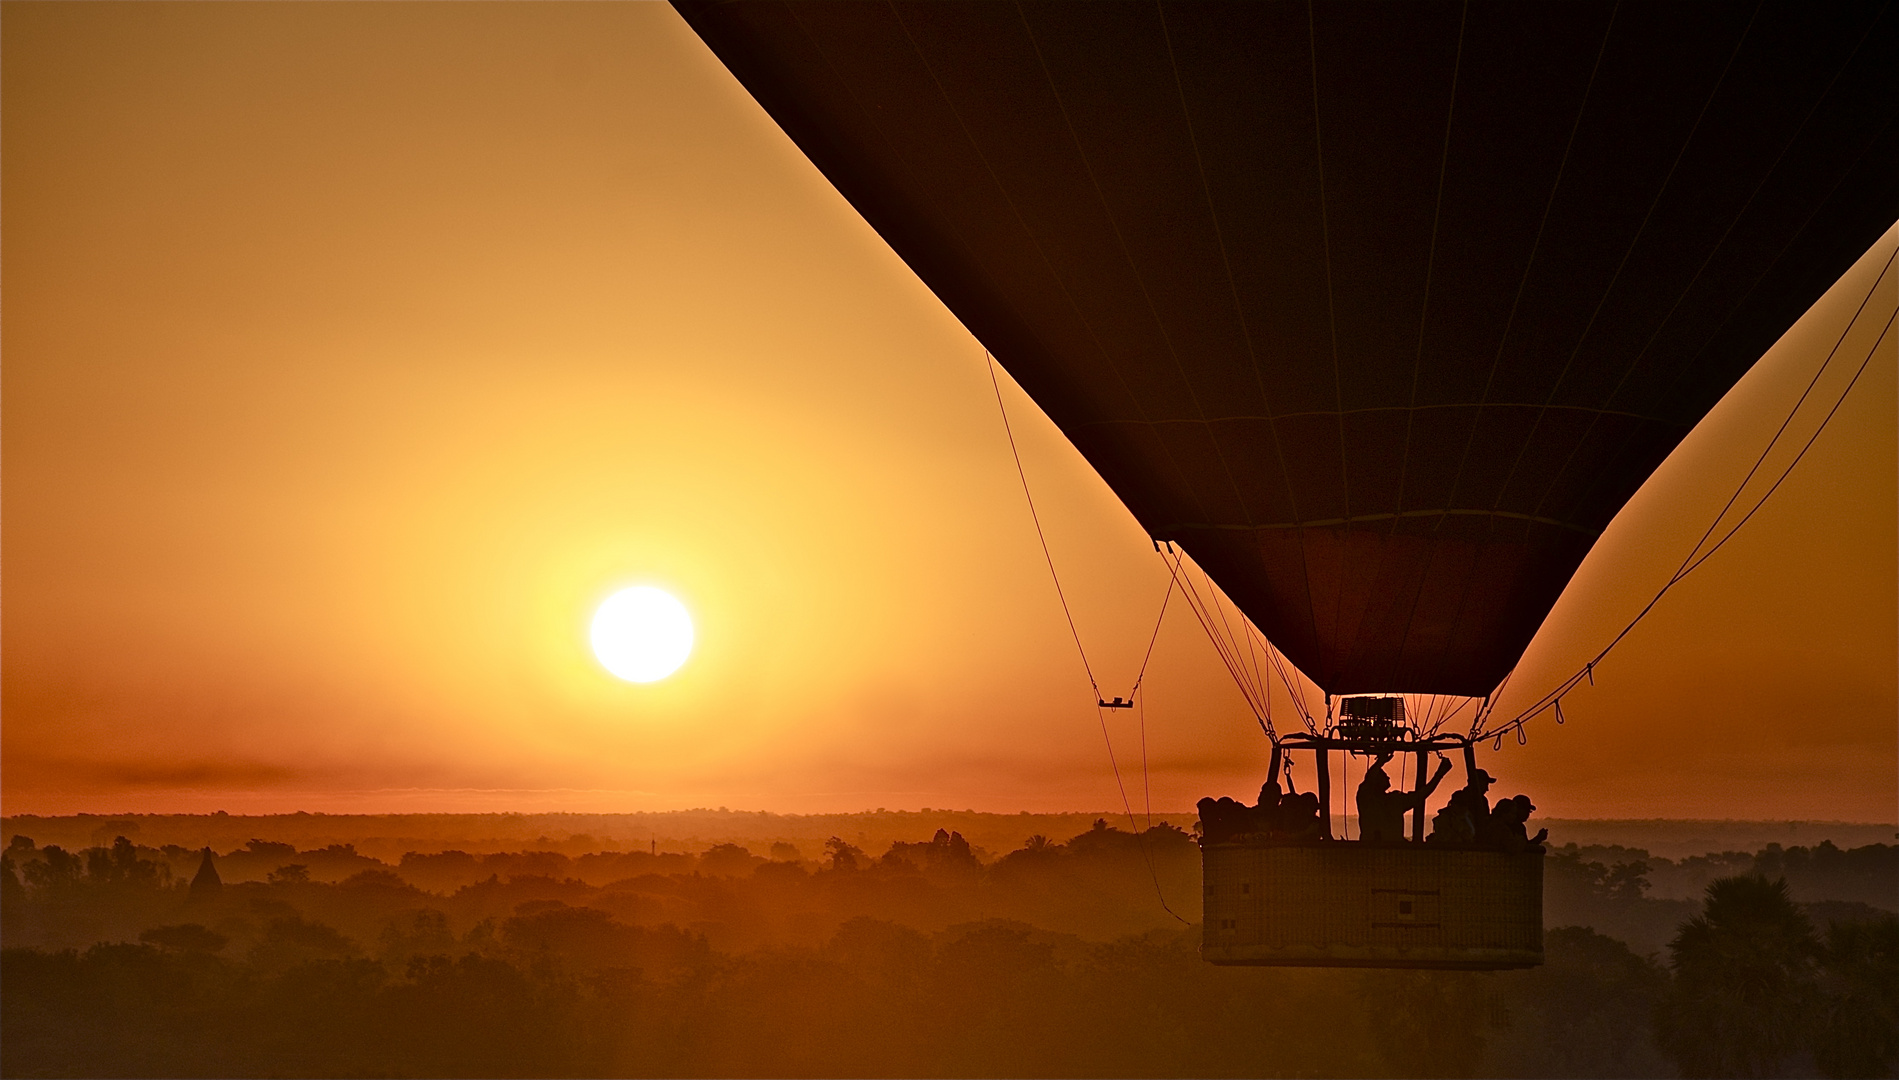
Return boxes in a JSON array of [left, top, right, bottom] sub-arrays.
[[1138, 690, 1155, 832], [986, 351, 1101, 697], [1157, 544, 1330, 738], [1127, 564, 1177, 700], [1481, 243, 1897, 740], [1250, 618, 1319, 733], [984, 349, 1187, 924], [1165, 546, 1275, 735], [1092, 695, 1191, 924]]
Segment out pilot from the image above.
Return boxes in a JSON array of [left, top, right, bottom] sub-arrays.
[[1355, 754, 1452, 843]]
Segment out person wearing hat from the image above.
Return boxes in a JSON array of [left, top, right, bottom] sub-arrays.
[[1428, 766, 1494, 845], [1355, 753, 1453, 843], [1488, 794, 1549, 853]]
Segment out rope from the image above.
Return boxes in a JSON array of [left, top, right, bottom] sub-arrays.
[[1167, 552, 1253, 703], [1426, 694, 1477, 738], [983, 349, 1187, 925], [1139, 691, 1154, 832], [1127, 565, 1177, 699], [1675, 303, 1897, 581], [1204, 561, 1264, 699], [1471, 672, 1514, 739], [1673, 242, 1899, 585], [1481, 242, 1898, 739], [1233, 594, 1274, 720], [1259, 627, 1319, 733], [1157, 542, 1323, 738], [1088, 697, 1191, 925], [1165, 546, 1277, 736], [986, 350, 1100, 697]]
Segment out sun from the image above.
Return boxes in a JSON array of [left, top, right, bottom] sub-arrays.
[[590, 586, 694, 683]]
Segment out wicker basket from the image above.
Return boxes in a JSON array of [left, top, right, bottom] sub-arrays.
[[1201, 841, 1543, 969]]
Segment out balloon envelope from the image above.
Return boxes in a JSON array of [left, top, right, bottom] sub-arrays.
[[677, 1, 1899, 696]]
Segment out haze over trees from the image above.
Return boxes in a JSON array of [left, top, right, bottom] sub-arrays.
[[2, 817, 1894, 1078]]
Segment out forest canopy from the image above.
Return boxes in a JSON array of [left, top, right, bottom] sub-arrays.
[[2, 819, 1894, 1078]]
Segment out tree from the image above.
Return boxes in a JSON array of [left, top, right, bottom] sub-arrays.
[[1363, 969, 1498, 1079], [823, 837, 863, 872], [21, 845, 82, 891], [1484, 927, 1671, 1077], [84, 836, 165, 886], [0, 854, 25, 941], [1811, 913, 1899, 1079], [701, 843, 758, 876], [139, 923, 229, 953], [1655, 875, 1818, 1078]]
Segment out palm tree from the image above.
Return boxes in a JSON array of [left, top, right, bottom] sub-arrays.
[[1811, 913, 1899, 1079], [1654, 875, 1818, 1078]]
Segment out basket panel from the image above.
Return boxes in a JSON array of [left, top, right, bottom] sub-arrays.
[[1202, 842, 1543, 969]]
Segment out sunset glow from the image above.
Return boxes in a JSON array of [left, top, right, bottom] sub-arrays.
[[3, 8, 1892, 1074], [0, 3, 1891, 820], [591, 586, 693, 683]]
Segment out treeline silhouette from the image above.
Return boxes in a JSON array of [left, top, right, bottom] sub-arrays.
[[0, 809, 1203, 867], [2, 824, 1894, 1077], [1543, 841, 1896, 957]]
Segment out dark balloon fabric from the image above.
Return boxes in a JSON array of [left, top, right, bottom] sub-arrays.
[[676, 1, 1899, 696]]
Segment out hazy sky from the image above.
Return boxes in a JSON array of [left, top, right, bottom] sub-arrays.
[[4, 3, 1893, 821]]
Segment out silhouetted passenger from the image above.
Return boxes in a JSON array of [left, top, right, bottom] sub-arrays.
[[1427, 802, 1472, 845], [1197, 796, 1257, 841], [1355, 755, 1452, 843], [1483, 795, 1524, 850], [1195, 797, 1221, 840], [1199, 776, 1324, 843], [1254, 780, 1283, 835], [1279, 792, 1324, 841], [1428, 768, 1494, 845], [1219, 796, 1246, 837], [1487, 794, 1549, 853]]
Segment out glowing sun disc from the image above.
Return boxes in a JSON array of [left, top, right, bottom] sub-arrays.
[[590, 587, 694, 683]]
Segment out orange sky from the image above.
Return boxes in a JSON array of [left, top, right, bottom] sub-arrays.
[[4, 3, 1894, 822]]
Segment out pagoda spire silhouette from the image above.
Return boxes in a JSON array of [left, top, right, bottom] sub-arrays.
[[188, 846, 222, 899]]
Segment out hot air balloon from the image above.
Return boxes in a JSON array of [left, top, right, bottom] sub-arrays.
[[675, 1, 1899, 967]]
